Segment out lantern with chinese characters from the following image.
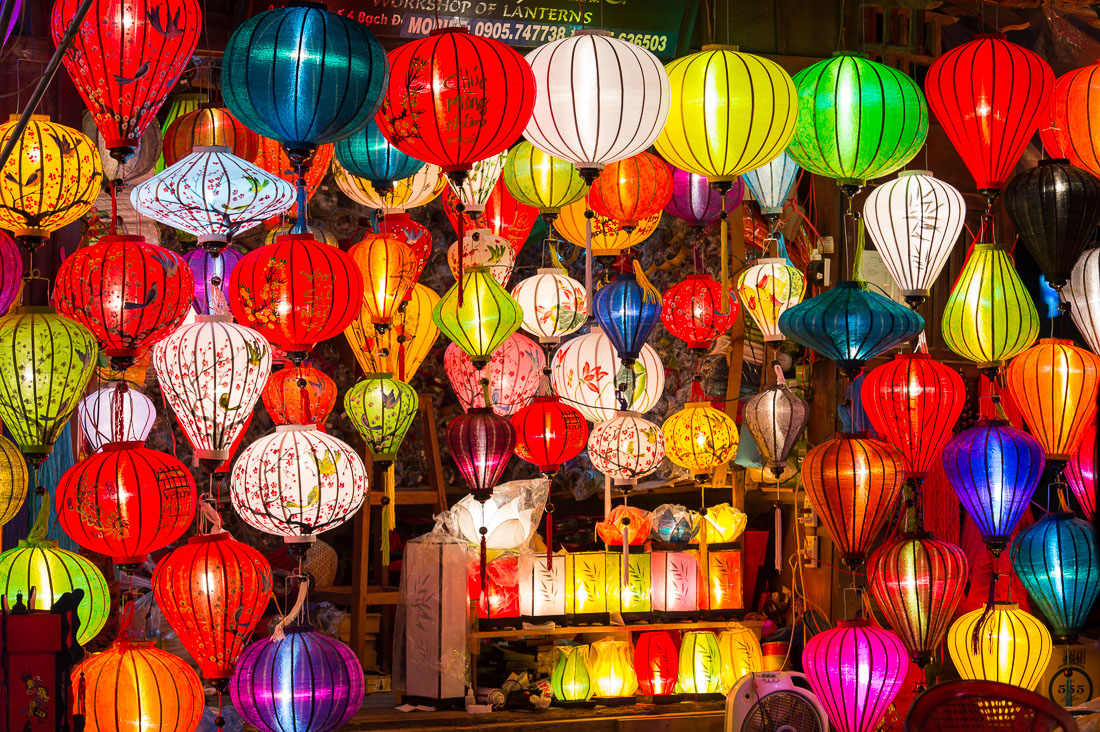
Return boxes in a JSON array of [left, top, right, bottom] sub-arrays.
[[662, 274, 738, 351], [447, 229, 516, 287], [802, 433, 905, 568], [433, 266, 523, 369], [593, 267, 662, 364], [717, 625, 763, 694], [261, 363, 337, 427], [551, 645, 594, 703], [185, 248, 241, 315], [446, 408, 516, 502], [566, 551, 619, 620], [447, 152, 508, 218], [1069, 249, 1100, 354], [941, 419, 1044, 554], [0, 433, 23, 526], [587, 152, 673, 230], [1066, 423, 1096, 520], [802, 620, 908, 732], [550, 327, 664, 422], [590, 637, 639, 701], [588, 411, 666, 486], [664, 169, 745, 229], [518, 551, 567, 621], [735, 258, 807, 341], [444, 180, 538, 254], [333, 159, 445, 213], [651, 548, 699, 616], [334, 118, 423, 192], [77, 384, 156, 451], [502, 141, 588, 220], [53, 0, 202, 162], [947, 603, 1052, 689], [743, 152, 800, 229], [742, 377, 809, 476], [676, 631, 723, 695], [513, 395, 589, 475], [554, 199, 662, 255], [863, 171, 966, 305], [662, 401, 739, 478], [153, 316, 271, 462], [56, 443, 196, 567], [162, 107, 259, 166], [512, 267, 588, 344], [350, 233, 417, 333], [153, 532, 272, 683], [635, 631, 679, 698], [345, 283, 439, 381]]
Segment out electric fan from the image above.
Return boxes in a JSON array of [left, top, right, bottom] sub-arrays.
[[724, 672, 828, 732]]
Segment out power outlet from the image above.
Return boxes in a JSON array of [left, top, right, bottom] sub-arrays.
[[807, 256, 830, 288], [801, 535, 820, 568]]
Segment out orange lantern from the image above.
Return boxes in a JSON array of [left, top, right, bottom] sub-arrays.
[[1006, 338, 1100, 464], [162, 107, 259, 167], [349, 233, 417, 333], [261, 363, 337, 427], [587, 152, 673, 231], [553, 198, 661, 256]]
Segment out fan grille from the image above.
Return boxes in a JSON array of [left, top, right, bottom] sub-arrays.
[[744, 690, 825, 732]]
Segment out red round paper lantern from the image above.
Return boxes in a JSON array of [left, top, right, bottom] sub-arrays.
[[1066, 422, 1097, 521], [861, 353, 965, 480], [661, 274, 739, 351], [153, 532, 272, 683], [261, 363, 337, 427], [370, 212, 433, 282], [512, 395, 589, 475], [229, 234, 363, 364], [587, 152, 673, 230], [376, 28, 536, 181], [163, 107, 259, 167], [446, 407, 516, 501], [53, 234, 192, 370], [925, 34, 1053, 194], [443, 180, 538, 254], [1046, 64, 1100, 177], [56, 442, 197, 567]]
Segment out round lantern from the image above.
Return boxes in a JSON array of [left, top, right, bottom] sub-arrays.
[[736, 257, 807, 342], [53, 0, 201, 161], [587, 411, 665, 486], [444, 180, 538, 254], [863, 171, 966, 305], [262, 363, 337, 427], [801, 432, 905, 568], [447, 229, 516, 287], [511, 267, 588, 344], [788, 54, 928, 187], [550, 327, 664, 422], [656, 46, 797, 182], [512, 395, 589, 475], [634, 631, 679, 697], [56, 442, 197, 567], [445, 334, 542, 418], [231, 425, 368, 543], [523, 29, 669, 180], [334, 118, 424, 192], [0, 116, 101, 246], [0, 231, 21, 315], [77, 384, 156, 451], [802, 619, 908, 732], [0, 433, 24, 525], [942, 242, 1039, 373], [593, 269, 662, 363], [162, 107, 259, 166], [662, 401, 739, 477], [664, 169, 745, 229], [53, 234, 193, 369], [1068, 248, 1100, 354], [345, 282, 439, 381], [925, 34, 1054, 194], [447, 407, 516, 501], [153, 532, 273, 682], [1006, 338, 1100, 463], [1066, 423, 1096, 520], [868, 533, 969, 666], [779, 281, 925, 378], [941, 419, 1045, 554], [83, 111, 162, 184], [350, 233, 417, 333], [76, 638, 204, 732], [587, 152, 673, 230], [185, 248, 242, 315], [433, 266, 523, 369], [344, 373, 419, 462], [254, 137, 334, 217], [1011, 512, 1100, 643], [1004, 159, 1100, 288], [333, 159, 445, 213], [447, 151, 509, 217], [742, 151, 800, 225], [742, 380, 809, 475], [229, 234, 363, 363], [376, 28, 535, 181], [553, 198, 661, 255], [231, 628, 364, 732], [1048, 63, 1100, 176], [502, 141, 588, 220], [861, 354, 965, 479], [947, 603, 1052, 689], [661, 274, 738, 351], [371, 212, 432, 281]]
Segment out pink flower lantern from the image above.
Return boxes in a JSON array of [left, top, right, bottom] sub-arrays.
[[444, 333, 543, 418]]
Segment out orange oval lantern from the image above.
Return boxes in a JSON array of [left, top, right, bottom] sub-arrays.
[[553, 198, 661, 256], [587, 152, 673, 230], [261, 363, 337, 427], [349, 233, 418, 333]]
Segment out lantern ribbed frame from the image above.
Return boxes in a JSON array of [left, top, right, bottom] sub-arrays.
[[1068, 248, 1100, 354], [0, 433, 25, 525], [344, 373, 419, 462], [444, 335, 542, 418], [446, 407, 516, 499], [334, 118, 424, 188], [261, 363, 337, 427], [447, 151, 508, 214], [590, 636, 639, 698], [333, 158, 445, 213], [185, 248, 242, 316], [676, 631, 723, 694], [736, 257, 807, 342], [550, 328, 665, 422], [742, 382, 809, 472], [947, 603, 1052, 689], [593, 272, 663, 363], [432, 266, 523, 369], [717, 624, 764, 694], [502, 141, 588, 216], [512, 395, 589, 474], [742, 151, 800, 217], [553, 198, 661, 255], [1066, 422, 1096, 520], [345, 282, 439, 381], [661, 274, 738, 350], [84, 111, 161, 183], [587, 152, 673, 228], [162, 107, 259, 166], [512, 268, 588, 344], [666, 170, 744, 231], [1048, 64, 1100, 176], [661, 401, 739, 476], [349, 233, 418, 329], [551, 645, 594, 702], [444, 180, 538, 254], [587, 411, 665, 486], [78, 385, 156, 451]]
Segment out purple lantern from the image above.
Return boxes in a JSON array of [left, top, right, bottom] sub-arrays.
[[663, 168, 745, 229], [230, 627, 364, 732], [185, 247, 242, 315], [0, 229, 22, 314]]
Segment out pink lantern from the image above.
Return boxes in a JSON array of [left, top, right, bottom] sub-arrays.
[[1067, 422, 1097, 521], [802, 619, 908, 732], [664, 168, 745, 229], [444, 334, 543, 418]]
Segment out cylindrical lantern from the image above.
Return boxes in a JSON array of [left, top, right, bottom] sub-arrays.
[[735, 258, 807, 342], [349, 233, 417, 332], [587, 152, 673, 229], [550, 327, 665, 422], [662, 401, 739, 477], [742, 152, 800, 223], [77, 384, 156, 451], [502, 141, 588, 219], [661, 274, 738, 351], [566, 551, 619, 620], [588, 411, 666, 486], [518, 552, 567, 621], [1066, 423, 1096, 520], [635, 631, 679, 697], [446, 408, 516, 501], [334, 118, 424, 191], [162, 107, 259, 166], [478, 553, 520, 624], [345, 282, 440, 381], [554, 199, 662, 255], [433, 266, 523, 369], [1068, 248, 1100, 354], [676, 631, 723, 695], [551, 645, 594, 703], [261, 363, 337, 427], [664, 169, 745, 229], [185, 248, 242, 315], [511, 267, 588, 344], [717, 624, 764, 694], [742, 381, 809, 474], [650, 549, 699, 617], [593, 269, 662, 364], [590, 636, 638, 700], [512, 395, 589, 475], [947, 603, 1052, 689]]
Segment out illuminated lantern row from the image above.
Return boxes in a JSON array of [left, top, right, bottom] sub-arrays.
[[736, 258, 807, 342], [349, 233, 417, 333], [444, 335, 542, 418], [513, 395, 589, 475], [335, 118, 424, 192], [948, 603, 1051, 690], [185, 248, 242, 315], [77, 384, 156, 451], [742, 151, 799, 227], [433, 266, 523, 369], [446, 408, 516, 501], [1066, 423, 1096, 520], [593, 266, 662, 364], [261, 363, 337, 427], [550, 327, 665, 422], [587, 152, 673, 230], [588, 411, 665, 486], [334, 159, 445, 213], [502, 141, 588, 220], [742, 378, 809, 476], [664, 168, 745, 230], [662, 401, 739, 478], [661, 274, 738, 351], [345, 282, 440, 382], [512, 267, 588, 344], [162, 107, 259, 166], [444, 180, 539, 254]]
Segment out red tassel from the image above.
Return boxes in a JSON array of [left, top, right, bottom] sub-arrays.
[[545, 503, 553, 570], [480, 534, 487, 596]]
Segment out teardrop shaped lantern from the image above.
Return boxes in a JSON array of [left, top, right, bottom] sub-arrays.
[[1006, 338, 1100, 464], [1068, 248, 1100, 354], [446, 407, 516, 501], [162, 107, 259, 166], [861, 354, 965, 480], [742, 152, 800, 228], [349, 233, 418, 334], [444, 180, 538, 254], [779, 281, 925, 378], [736, 257, 807, 342], [941, 242, 1040, 374], [447, 152, 509, 217], [513, 395, 589, 475], [1011, 511, 1100, 643], [433, 266, 523, 369], [502, 141, 588, 220], [185, 248, 242, 316], [588, 411, 666, 486], [345, 282, 440, 381], [863, 171, 966, 306], [664, 169, 745, 229], [925, 34, 1054, 195], [593, 267, 662, 364], [344, 373, 419, 463], [1048, 63, 1100, 177], [941, 419, 1045, 555], [550, 327, 665, 422], [661, 274, 739, 351], [662, 401, 739, 478], [335, 118, 425, 193], [1066, 423, 1096, 521], [868, 533, 969, 666], [511, 267, 588, 344], [947, 603, 1052, 690], [445, 335, 542, 418], [742, 380, 809, 476], [801, 432, 905, 568], [333, 158, 446, 213], [587, 152, 674, 230], [1004, 159, 1100, 288], [262, 363, 337, 427], [78, 384, 156, 451]]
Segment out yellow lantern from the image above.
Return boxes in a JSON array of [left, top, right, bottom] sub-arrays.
[[0, 115, 101, 247], [333, 158, 445, 213], [566, 550, 620, 622], [344, 283, 439, 381], [676, 631, 723, 695], [590, 636, 639, 701], [662, 401, 739, 478], [717, 624, 763, 693], [947, 602, 1051, 690], [349, 233, 417, 333], [501, 141, 587, 221], [0, 432, 26, 526], [551, 644, 594, 703], [698, 503, 748, 544], [736, 258, 807, 342], [552, 198, 662, 255]]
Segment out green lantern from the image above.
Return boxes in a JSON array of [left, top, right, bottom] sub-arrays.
[[0, 306, 96, 463], [787, 53, 928, 187], [676, 630, 723, 694], [551, 644, 594, 703], [433, 267, 523, 370], [502, 141, 588, 221]]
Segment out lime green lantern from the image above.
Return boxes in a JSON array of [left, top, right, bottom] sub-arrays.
[[0, 305, 97, 463], [787, 53, 928, 188], [433, 266, 523, 370], [676, 630, 723, 694], [502, 141, 588, 221], [551, 644, 594, 703]]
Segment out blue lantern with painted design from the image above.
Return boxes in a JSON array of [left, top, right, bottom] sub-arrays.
[[593, 269, 662, 365], [334, 119, 423, 193]]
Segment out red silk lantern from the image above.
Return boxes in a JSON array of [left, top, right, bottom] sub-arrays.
[[162, 107, 259, 167], [370, 212, 432, 281], [802, 432, 905, 569], [925, 34, 1053, 194], [53, 234, 192, 370], [52, 0, 202, 162], [512, 395, 589, 475], [261, 363, 337, 427], [587, 152, 673, 230], [229, 234, 363, 364], [153, 532, 272, 682], [446, 407, 516, 501], [443, 180, 538, 254], [634, 630, 679, 697], [861, 353, 965, 480], [349, 233, 417, 333], [661, 274, 738, 351], [56, 442, 196, 567], [1067, 422, 1097, 521], [376, 28, 536, 181]]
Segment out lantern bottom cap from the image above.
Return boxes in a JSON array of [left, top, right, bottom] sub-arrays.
[[902, 288, 930, 297], [613, 478, 638, 486], [284, 535, 317, 544], [13, 228, 47, 239], [593, 248, 628, 257], [194, 448, 230, 460], [762, 335, 785, 343]]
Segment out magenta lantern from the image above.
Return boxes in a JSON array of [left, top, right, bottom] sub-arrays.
[[1067, 422, 1097, 521], [446, 407, 516, 502], [663, 168, 745, 229]]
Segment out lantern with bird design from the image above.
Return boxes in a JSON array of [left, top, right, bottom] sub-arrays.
[[587, 152, 674, 230], [349, 233, 418, 334], [445, 334, 542, 418], [333, 159, 445, 214], [444, 180, 538, 253], [550, 327, 665, 423], [588, 411, 666, 486], [512, 267, 588, 344]]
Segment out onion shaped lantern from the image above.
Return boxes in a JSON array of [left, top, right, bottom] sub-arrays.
[[447, 229, 516, 287], [512, 267, 588, 344], [334, 118, 424, 193], [445, 334, 542, 418], [512, 395, 589, 475], [185, 248, 242, 315], [446, 407, 516, 501], [78, 384, 156, 451], [262, 363, 337, 427], [587, 152, 673, 230], [742, 152, 800, 228], [345, 282, 439, 381], [664, 168, 745, 229], [553, 199, 661, 255], [344, 373, 419, 463], [162, 107, 259, 166], [333, 159, 445, 213], [1066, 423, 1096, 520], [447, 151, 508, 217], [676, 631, 723, 695], [593, 267, 662, 364], [1047, 63, 1100, 177], [502, 141, 588, 220], [350, 233, 417, 333], [433, 266, 523, 369], [444, 180, 538, 254], [662, 401, 739, 477], [742, 378, 809, 476], [550, 327, 664, 422], [947, 603, 1052, 689], [661, 274, 738, 351], [587, 411, 665, 486], [736, 257, 807, 342], [941, 419, 1045, 555], [717, 625, 764, 694], [1068, 248, 1100, 354]]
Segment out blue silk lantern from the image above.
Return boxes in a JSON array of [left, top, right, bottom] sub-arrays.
[[1011, 512, 1100, 643], [334, 119, 423, 193], [777, 281, 924, 378], [941, 419, 1045, 556], [593, 269, 662, 364], [742, 151, 800, 228]]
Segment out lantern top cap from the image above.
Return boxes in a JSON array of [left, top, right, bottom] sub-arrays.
[[16, 538, 58, 550], [898, 170, 932, 178], [195, 314, 234, 323], [536, 267, 567, 275], [701, 44, 740, 52], [614, 410, 643, 418], [992, 601, 1020, 609], [840, 430, 872, 439], [974, 32, 1009, 40], [429, 27, 470, 36], [467, 406, 494, 414], [9, 114, 48, 123], [752, 257, 793, 266], [685, 400, 717, 409], [187, 532, 232, 545], [274, 233, 319, 245], [364, 372, 395, 380], [837, 618, 873, 628], [97, 234, 146, 245], [831, 51, 869, 59], [892, 352, 930, 360], [284, 1, 326, 8], [192, 145, 231, 155], [102, 441, 144, 452], [275, 424, 318, 433], [1038, 158, 1072, 166], [573, 29, 612, 37], [532, 395, 560, 403], [1036, 337, 1075, 346]]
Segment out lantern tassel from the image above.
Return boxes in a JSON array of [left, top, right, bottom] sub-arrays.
[[550, 242, 566, 271], [585, 209, 594, 316], [27, 490, 49, 543], [272, 577, 310, 642], [396, 326, 407, 382], [480, 534, 488, 597], [720, 197, 729, 312], [633, 259, 662, 305], [198, 494, 225, 535], [603, 474, 611, 521], [545, 502, 553, 570], [382, 464, 395, 568], [621, 524, 629, 588]]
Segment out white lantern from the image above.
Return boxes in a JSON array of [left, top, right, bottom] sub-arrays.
[[230, 424, 368, 544], [735, 258, 806, 342], [333, 159, 444, 214], [153, 315, 271, 461], [445, 334, 542, 418], [863, 170, 966, 305], [77, 384, 156, 451], [518, 552, 567, 620], [447, 229, 516, 287], [742, 151, 800, 222], [1068, 248, 1100, 354], [446, 152, 508, 217], [131, 146, 295, 250], [587, 411, 666, 486], [511, 267, 588, 344], [524, 30, 670, 180], [551, 327, 664, 422]]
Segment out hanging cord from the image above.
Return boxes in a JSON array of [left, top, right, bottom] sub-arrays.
[[457, 202, 466, 307], [719, 193, 730, 310], [381, 463, 395, 568], [585, 207, 595, 315], [971, 558, 1000, 654], [293, 162, 308, 235], [272, 576, 309, 641]]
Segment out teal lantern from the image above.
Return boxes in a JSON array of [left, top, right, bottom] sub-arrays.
[[334, 119, 424, 194], [787, 53, 928, 188]]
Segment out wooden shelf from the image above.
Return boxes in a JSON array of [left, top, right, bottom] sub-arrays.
[[368, 489, 443, 506]]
